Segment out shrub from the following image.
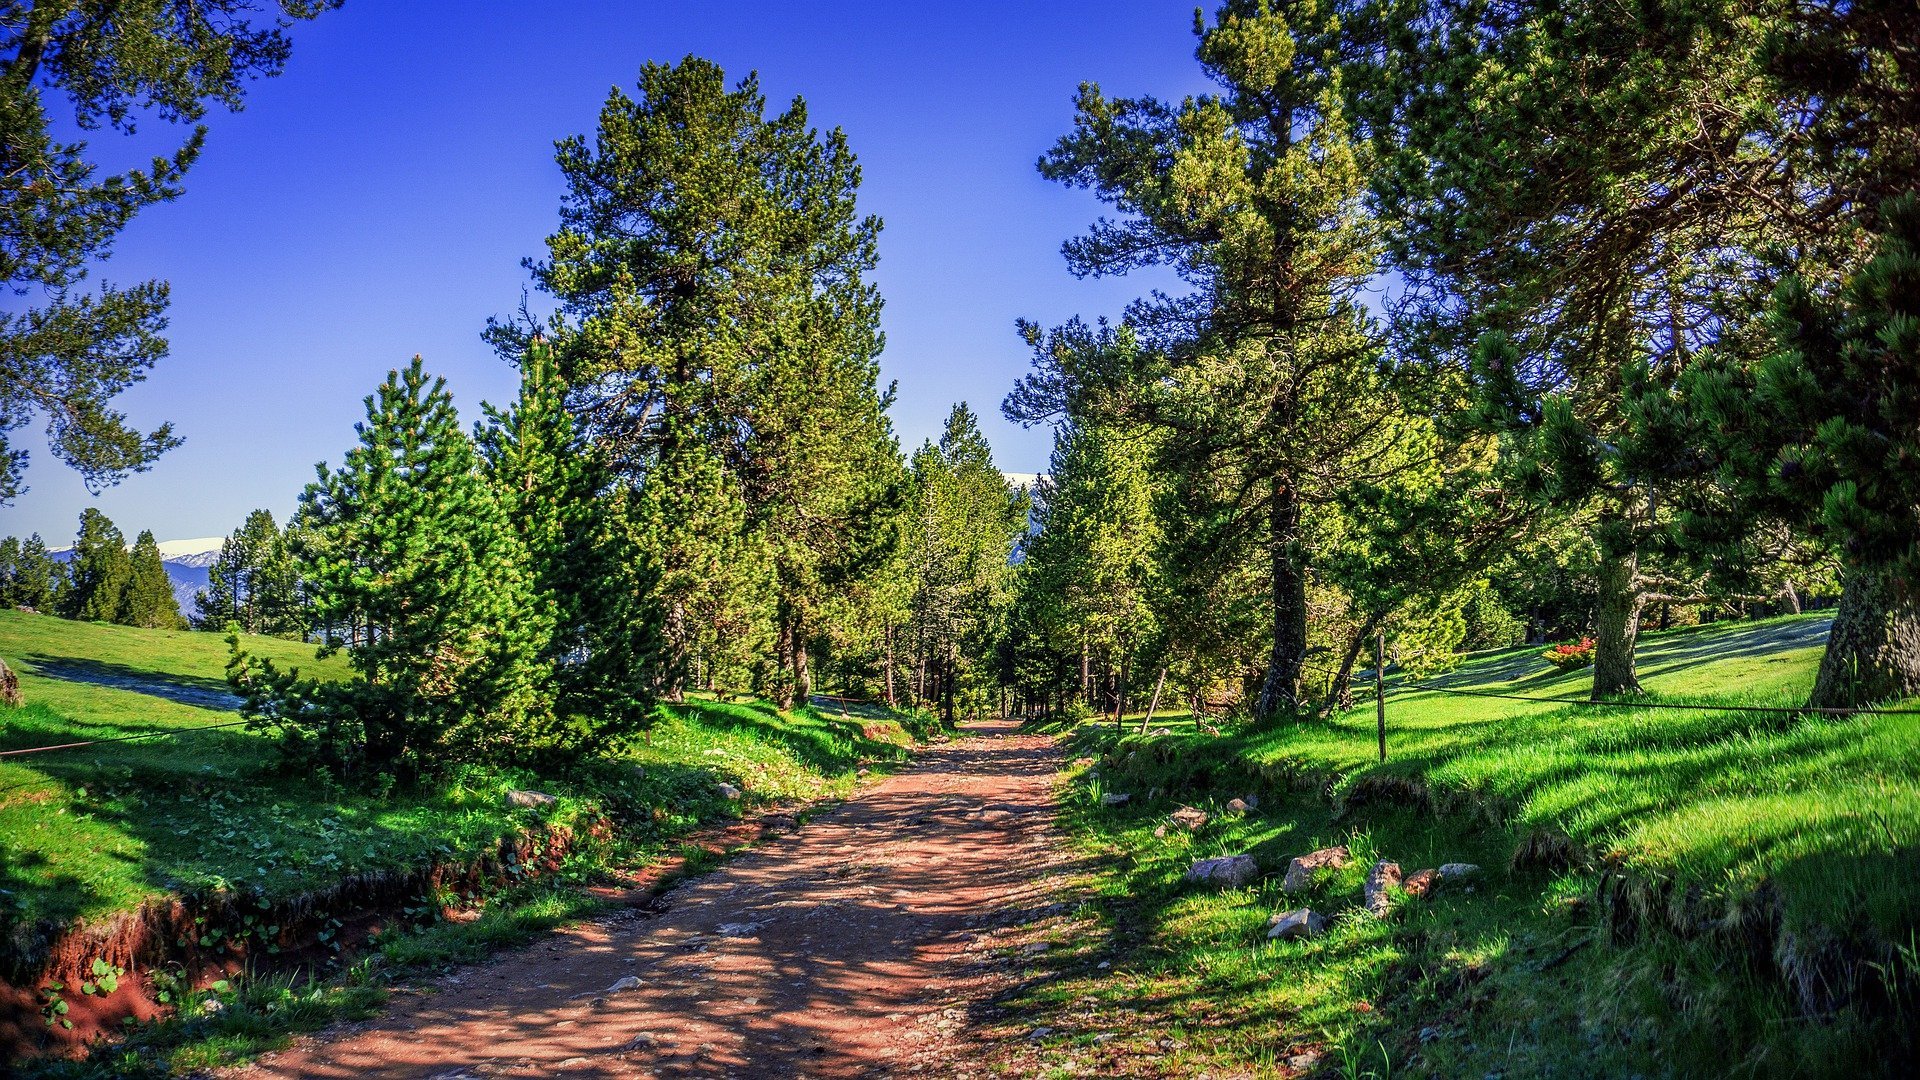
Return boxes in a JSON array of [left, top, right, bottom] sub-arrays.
[[1541, 636, 1596, 669]]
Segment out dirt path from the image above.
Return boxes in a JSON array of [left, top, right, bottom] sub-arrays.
[[243, 719, 1070, 1079]]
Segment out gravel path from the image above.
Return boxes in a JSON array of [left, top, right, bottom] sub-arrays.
[[242, 718, 1069, 1079]]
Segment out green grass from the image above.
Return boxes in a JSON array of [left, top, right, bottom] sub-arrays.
[[1007, 613, 1919, 1077], [0, 608, 918, 947]]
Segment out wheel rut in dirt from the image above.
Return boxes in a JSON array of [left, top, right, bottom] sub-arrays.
[[242, 718, 1071, 1078]]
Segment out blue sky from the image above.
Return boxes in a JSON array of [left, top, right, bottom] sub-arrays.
[[5, 0, 1210, 544]]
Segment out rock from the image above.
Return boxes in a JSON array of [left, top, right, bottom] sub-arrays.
[[857, 767, 871, 777], [1102, 792, 1131, 806], [1028, 1027, 1054, 1040], [1169, 806, 1209, 831], [1364, 860, 1403, 916], [1183, 854, 1260, 888], [1153, 824, 1168, 838], [1267, 908, 1327, 941], [1021, 942, 1051, 955], [716, 782, 743, 800], [606, 975, 643, 993], [717, 922, 764, 937], [0, 658, 21, 708], [1280, 845, 1351, 892], [1403, 868, 1439, 898], [504, 789, 558, 809], [1225, 798, 1250, 813], [1437, 862, 1482, 881], [629, 764, 647, 780]]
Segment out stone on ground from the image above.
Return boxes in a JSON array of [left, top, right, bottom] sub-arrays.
[[1102, 792, 1131, 806], [1437, 862, 1481, 881], [1267, 908, 1327, 941], [1184, 854, 1259, 888], [1280, 845, 1351, 892], [1364, 860, 1403, 916], [716, 782, 743, 800], [504, 789, 558, 809], [1225, 797, 1250, 813], [1403, 868, 1439, 898], [1168, 806, 1209, 831]]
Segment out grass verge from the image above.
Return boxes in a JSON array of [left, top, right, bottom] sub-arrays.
[[994, 614, 1919, 1078]]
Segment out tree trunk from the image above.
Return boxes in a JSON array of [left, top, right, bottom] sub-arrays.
[[1809, 565, 1920, 710], [1781, 578, 1803, 616], [883, 623, 897, 708], [663, 601, 689, 703], [1079, 640, 1090, 704], [1327, 616, 1379, 713], [774, 618, 796, 710], [1255, 480, 1308, 721], [1591, 548, 1644, 698], [1137, 668, 1166, 735], [793, 635, 811, 707]]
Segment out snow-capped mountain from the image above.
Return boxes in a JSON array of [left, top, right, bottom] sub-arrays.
[[47, 537, 223, 615]]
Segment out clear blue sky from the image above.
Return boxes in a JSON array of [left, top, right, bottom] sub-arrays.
[[5, 0, 1208, 544]]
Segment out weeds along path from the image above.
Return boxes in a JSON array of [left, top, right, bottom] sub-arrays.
[[242, 719, 1070, 1079]]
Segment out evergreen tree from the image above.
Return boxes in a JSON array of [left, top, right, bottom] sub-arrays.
[[1664, 196, 1920, 707], [634, 420, 770, 703], [1021, 3, 1427, 721], [0, 1, 338, 503], [194, 509, 294, 633], [231, 358, 543, 779], [117, 528, 182, 628], [491, 56, 896, 707], [905, 404, 1028, 723], [479, 340, 660, 754], [5, 533, 64, 610], [61, 507, 129, 621]]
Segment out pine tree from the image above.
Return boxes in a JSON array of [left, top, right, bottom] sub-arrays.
[[194, 509, 291, 633], [0, 2, 338, 504], [905, 404, 1028, 723], [61, 508, 129, 622], [118, 529, 182, 628], [1668, 196, 1920, 707], [479, 340, 660, 754], [1022, 5, 1427, 722], [232, 358, 543, 779], [491, 56, 895, 707], [10, 534, 63, 611]]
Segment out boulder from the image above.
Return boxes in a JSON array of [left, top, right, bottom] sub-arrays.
[[1184, 854, 1260, 888], [716, 782, 743, 800], [605, 975, 643, 993], [1403, 868, 1439, 898], [1102, 792, 1132, 806], [1267, 908, 1327, 941], [1280, 845, 1351, 892], [1437, 862, 1481, 881], [1364, 860, 1403, 916], [504, 789, 558, 810], [1168, 806, 1209, 831], [0, 658, 21, 708], [1225, 798, 1250, 813]]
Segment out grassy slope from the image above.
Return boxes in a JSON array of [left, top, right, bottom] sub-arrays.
[[1005, 613, 1919, 1078], [0, 609, 914, 940]]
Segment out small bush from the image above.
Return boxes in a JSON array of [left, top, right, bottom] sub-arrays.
[[1540, 636, 1596, 669]]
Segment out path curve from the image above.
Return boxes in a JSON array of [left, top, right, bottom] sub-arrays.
[[243, 718, 1067, 1079]]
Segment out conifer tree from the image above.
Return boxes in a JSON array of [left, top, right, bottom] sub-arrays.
[[0, 533, 62, 610], [1663, 196, 1920, 707], [905, 404, 1028, 723], [1024, 3, 1426, 721], [0, 1, 338, 503], [61, 507, 129, 622], [232, 358, 542, 779], [117, 529, 182, 628], [491, 56, 895, 706], [479, 340, 660, 753], [195, 509, 294, 633]]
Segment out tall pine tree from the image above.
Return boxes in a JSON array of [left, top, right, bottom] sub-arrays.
[[61, 507, 129, 622], [118, 529, 182, 629]]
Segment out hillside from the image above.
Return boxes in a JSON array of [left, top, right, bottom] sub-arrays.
[[1002, 613, 1920, 1077], [0, 610, 924, 1061]]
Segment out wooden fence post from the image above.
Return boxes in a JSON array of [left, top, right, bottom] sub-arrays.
[[1375, 628, 1388, 762]]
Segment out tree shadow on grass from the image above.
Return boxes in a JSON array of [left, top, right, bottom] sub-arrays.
[[18, 654, 241, 712]]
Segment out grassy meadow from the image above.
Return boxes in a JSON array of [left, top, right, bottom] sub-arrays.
[[1003, 613, 1920, 1078]]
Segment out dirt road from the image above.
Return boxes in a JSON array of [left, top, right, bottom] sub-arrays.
[[243, 719, 1070, 1079]]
